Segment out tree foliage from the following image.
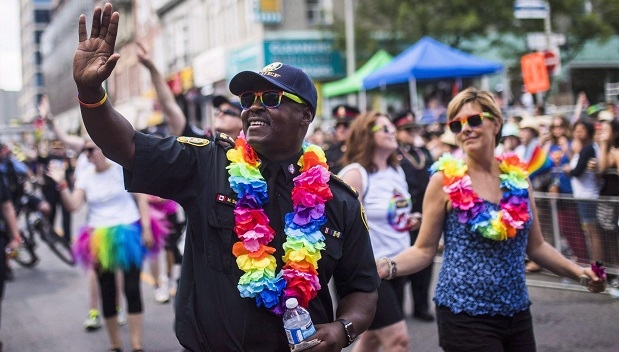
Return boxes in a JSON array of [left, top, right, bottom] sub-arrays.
[[334, 0, 619, 67]]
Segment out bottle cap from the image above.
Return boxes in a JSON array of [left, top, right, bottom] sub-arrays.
[[285, 297, 298, 309]]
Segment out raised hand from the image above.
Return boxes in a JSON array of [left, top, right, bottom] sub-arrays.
[[73, 3, 120, 91], [136, 42, 152, 67]]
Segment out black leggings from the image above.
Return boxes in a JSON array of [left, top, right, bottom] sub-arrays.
[[97, 265, 143, 318]]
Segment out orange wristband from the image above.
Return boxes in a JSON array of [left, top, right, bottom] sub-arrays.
[[78, 90, 108, 108]]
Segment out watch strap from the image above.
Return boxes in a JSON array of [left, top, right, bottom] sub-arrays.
[[335, 318, 356, 347]]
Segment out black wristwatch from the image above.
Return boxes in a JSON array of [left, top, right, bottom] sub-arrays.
[[336, 318, 357, 347]]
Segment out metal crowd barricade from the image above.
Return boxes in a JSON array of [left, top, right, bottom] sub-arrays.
[[533, 192, 619, 276]]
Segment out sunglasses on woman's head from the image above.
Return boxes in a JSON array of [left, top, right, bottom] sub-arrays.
[[239, 90, 305, 109], [448, 112, 494, 134]]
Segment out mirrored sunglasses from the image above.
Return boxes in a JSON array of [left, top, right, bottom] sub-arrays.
[[448, 112, 493, 134], [239, 90, 305, 109]]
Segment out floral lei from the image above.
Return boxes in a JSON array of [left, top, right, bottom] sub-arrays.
[[226, 132, 333, 316], [430, 153, 530, 241]]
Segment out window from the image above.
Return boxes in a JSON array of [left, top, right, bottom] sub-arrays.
[[34, 51, 42, 66], [306, 0, 333, 26], [35, 73, 44, 87], [34, 10, 50, 24], [34, 30, 44, 45]]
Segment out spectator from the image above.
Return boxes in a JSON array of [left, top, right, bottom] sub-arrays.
[[565, 119, 603, 262], [392, 111, 436, 322], [597, 117, 619, 264], [339, 111, 412, 351], [543, 115, 588, 262]]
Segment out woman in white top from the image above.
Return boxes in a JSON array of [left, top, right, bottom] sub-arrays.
[[48, 140, 153, 352], [339, 111, 418, 352]]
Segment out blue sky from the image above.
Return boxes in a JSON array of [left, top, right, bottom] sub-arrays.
[[0, 0, 21, 91]]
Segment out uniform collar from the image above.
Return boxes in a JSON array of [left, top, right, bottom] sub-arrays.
[[259, 150, 303, 183]]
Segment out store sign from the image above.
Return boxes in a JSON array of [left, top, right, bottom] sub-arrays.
[[253, 0, 282, 24], [514, 0, 549, 19], [264, 39, 344, 79]]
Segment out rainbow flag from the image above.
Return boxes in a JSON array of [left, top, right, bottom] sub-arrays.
[[527, 145, 553, 178]]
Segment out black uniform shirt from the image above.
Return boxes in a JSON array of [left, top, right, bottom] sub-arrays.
[[124, 132, 379, 352]]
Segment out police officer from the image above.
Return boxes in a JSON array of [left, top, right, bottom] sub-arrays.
[[72, 4, 379, 351], [392, 111, 436, 322], [324, 105, 360, 174]]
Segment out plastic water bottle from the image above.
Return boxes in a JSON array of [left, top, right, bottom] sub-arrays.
[[283, 297, 316, 346]]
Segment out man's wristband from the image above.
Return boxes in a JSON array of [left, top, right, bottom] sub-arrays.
[[78, 89, 108, 108], [56, 181, 68, 191]]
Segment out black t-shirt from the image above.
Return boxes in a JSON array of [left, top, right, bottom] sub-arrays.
[[124, 132, 379, 352], [324, 141, 345, 175], [397, 145, 433, 213]]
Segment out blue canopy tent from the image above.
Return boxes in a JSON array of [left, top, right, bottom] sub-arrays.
[[362, 37, 504, 111]]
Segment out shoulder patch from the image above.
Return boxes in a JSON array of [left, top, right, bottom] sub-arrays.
[[215, 132, 236, 150], [177, 136, 210, 146], [329, 172, 359, 198]]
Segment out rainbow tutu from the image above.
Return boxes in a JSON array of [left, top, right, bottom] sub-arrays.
[[73, 222, 145, 271]]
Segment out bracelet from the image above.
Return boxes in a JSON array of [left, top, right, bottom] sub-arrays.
[[56, 181, 68, 191], [381, 257, 397, 280], [78, 89, 108, 108]]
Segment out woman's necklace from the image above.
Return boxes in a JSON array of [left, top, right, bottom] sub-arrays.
[[226, 132, 333, 316], [430, 153, 530, 241], [399, 145, 427, 170]]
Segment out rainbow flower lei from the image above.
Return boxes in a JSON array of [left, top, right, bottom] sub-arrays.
[[226, 132, 333, 316], [430, 152, 530, 241]]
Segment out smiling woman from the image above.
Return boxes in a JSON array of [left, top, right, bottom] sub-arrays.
[[338, 111, 414, 352], [376, 87, 607, 352]]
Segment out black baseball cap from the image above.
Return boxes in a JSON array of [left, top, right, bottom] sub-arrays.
[[212, 95, 242, 113], [229, 62, 317, 117]]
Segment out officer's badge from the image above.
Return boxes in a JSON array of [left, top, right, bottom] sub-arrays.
[[360, 203, 369, 231], [177, 136, 209, 146]]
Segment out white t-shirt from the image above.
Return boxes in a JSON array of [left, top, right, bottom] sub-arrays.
[[338, 163, 411, 259], [75, 162, 140, 228]]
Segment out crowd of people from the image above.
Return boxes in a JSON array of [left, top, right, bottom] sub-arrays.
[[0, 3, 615, 351]]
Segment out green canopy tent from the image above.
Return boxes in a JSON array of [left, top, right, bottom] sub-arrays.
[[322, 50, 393, 100]]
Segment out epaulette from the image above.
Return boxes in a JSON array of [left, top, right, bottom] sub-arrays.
[[329, 172, 359, 198], [214, 132, 235, 151], [176, 136, 210, 147]]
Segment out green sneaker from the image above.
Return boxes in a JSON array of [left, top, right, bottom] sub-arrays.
[[84, 309, 102, 331]]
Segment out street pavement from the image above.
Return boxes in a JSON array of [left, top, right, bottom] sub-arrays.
[[2, 218, 619, 351]]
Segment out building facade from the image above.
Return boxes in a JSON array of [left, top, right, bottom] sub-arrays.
[[18, 0, 52, 123]]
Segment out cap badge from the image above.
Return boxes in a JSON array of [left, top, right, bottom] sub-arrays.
[[337, 106, 346, 117], [262, 62, 283, 72]]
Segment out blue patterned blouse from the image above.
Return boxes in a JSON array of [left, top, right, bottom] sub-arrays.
[[433, 200, 533, 316]]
